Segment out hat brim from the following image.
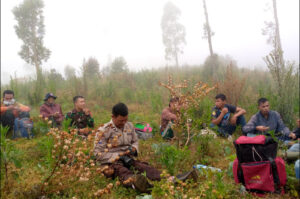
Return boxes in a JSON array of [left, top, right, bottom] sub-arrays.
[[44, 96, 57, 101]]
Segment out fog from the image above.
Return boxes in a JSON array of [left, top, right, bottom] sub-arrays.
[[1, 0, 299, 84]]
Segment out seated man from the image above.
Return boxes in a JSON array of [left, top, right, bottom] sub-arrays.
[[286, 119, 300, 161], [0, 90, 32, 138], [242, 98, 294, 142], [40, 93, 64, 127], [160, 97, 180, 139], [94, 103, 197, 193], [211, 94, 246, 137], [65, 96, 94, 137]]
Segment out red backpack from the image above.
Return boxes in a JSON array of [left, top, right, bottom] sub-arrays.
[[233, 135, 286, 196]]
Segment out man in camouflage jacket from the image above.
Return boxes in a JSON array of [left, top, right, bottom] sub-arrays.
[[94, 103, 160, 193], [66, 96, 94, 137]]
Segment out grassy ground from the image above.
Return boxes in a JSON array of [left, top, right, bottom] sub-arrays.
[[1, 109, 299, 199]]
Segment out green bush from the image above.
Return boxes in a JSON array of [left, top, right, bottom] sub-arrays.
[[152, 143, 191, 175]]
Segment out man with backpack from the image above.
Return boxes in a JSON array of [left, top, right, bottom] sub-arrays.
[[0, 90, 33, 138], [242, 98, 295, 142], [211, 94, 247, 138]]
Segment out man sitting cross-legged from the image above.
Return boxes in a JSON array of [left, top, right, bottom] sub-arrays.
[[94, 103, 198, 193], [211, 94, 246, 138]]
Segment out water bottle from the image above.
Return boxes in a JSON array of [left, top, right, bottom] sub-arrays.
[[193, 164, 221, 172]]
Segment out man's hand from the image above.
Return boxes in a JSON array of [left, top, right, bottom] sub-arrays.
[[6, 105, 15, 110], [53, 112, 59, 117], [221, 107, 229, 115], [83, 108, 91, 116], [289, 132, 297, 140], [126, 146, 137, 156], [256, 126, 269, 132], [79, 128, 89, 135]]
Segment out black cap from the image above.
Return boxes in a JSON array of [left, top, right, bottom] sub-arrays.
[[44, 93, 57, 101]]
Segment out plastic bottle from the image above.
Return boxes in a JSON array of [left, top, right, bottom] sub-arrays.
[[193, 164, 221, 172]]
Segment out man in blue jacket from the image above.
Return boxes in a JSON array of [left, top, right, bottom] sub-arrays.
[[242, 98, 296, 141]]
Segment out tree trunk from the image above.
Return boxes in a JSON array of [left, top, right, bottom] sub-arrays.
[[175, 51, 179, 68], [272, 0, 284, 95], [203, 0, 214, 57], [272, 0, 283, 60]]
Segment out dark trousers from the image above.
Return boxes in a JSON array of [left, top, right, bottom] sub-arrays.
[[105, 160, 161, 183], [211, 115, 246, 136], [0, 111, 15, 132]]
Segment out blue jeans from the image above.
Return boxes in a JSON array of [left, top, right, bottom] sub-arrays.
[[211, 115, 246, 137], [295, 159, 300, 179], [288, 143, 300, 152], [13, 118, 33, 139]]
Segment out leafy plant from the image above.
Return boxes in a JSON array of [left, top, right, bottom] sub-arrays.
[[152, 143, 190, 175], [0, 125, 22, 192]]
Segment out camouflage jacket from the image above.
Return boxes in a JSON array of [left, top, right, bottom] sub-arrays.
[[94, 120, 139, 164], [65, 109, 94, 129]]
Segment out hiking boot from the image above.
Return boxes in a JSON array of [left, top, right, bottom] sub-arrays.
[[133, 174, 153, 193], [175, 168, 198, 182]]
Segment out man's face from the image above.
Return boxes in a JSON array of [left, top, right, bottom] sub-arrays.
[[259, 101, 270, 115], [75, 98, 86, 110], [170, 101, 180, 111], [47, 97, 55, 104], [297, 119, 300, 128], [4, 94, 14, 102], [112, 115, 128, 129], [215, 98, 225, 109]]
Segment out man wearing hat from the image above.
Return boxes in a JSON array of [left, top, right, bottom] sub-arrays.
[[40, 93, 64, 127]]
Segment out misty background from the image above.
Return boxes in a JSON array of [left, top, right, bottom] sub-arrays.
[[1, 0, 299, 84]]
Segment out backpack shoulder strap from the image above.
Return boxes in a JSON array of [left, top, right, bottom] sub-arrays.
[[268, 157, 281, 193]]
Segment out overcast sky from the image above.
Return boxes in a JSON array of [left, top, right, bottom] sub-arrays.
[[1, 0, 299, 84]]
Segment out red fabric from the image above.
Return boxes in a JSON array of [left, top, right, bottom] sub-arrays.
[[235, 135, 265, 145], [241, 161, 275, 192], [275, 157, 287, 188], [233, 157, 286, 196], [40, 103, 64, 123], [233, 159, 239, 184]]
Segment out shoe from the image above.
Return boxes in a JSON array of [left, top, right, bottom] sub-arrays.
[[175, 168, 198, 182], [133, 174, 153, 193], [227, 135, 233, 141]]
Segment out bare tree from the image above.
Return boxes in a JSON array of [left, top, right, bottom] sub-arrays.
[[202, 0, 214, 56], [263, 0, 298, 127]]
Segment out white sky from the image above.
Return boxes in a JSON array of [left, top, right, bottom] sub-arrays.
[[1, 0, 299, 84]]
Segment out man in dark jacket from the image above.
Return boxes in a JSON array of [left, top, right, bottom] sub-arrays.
[[65, 96, 94, 137], [211, 94, 246, 138], [242, 98, 295, 142]]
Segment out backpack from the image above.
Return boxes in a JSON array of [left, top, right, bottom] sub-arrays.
[[233, 135, 286, 196], [134, 123, 153, 140]]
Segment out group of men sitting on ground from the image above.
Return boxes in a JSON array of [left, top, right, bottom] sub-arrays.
[[161, 93, 299, 144], [0, 90, 198, 192], [1, 90, 299, 191], [0, 90, 95, 138]]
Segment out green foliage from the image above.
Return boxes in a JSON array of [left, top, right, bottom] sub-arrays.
[[13, 0, 51, 104], [110, 56, 128, 74], [0, 126, 22, 168], [152, 143, 190, 175], [12, 0, 51, 66], [0, 125, 22, 192], [36, 136, 54, 169]]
